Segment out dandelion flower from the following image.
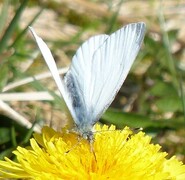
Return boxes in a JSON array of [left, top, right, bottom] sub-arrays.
[[0, 125, 185, 179]]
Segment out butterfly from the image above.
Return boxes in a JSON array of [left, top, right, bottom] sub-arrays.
[[29, 22, 146, 142]]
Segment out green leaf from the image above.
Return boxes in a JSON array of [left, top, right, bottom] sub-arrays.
[[149, 81, 182, 112], [150, 81, 177, 97], [102, 108, 185, 130], [0, 128, 11, 145], [102, 108, 154, 129], [155, 96, 182, 112], [0, 147, 14, 160]]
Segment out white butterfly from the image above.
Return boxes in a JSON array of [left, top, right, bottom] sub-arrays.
[[29, 22, 146, 142]]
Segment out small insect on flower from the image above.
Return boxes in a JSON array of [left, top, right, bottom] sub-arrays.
[[29, 22, 146, 142]]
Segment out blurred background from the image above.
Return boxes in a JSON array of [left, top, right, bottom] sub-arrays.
[[0, 0, 185, 163]]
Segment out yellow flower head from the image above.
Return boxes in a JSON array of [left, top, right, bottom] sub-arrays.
[[0, 125, 185, 179]]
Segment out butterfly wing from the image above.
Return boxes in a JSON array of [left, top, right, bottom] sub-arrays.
[[65, 22, 146, 130]]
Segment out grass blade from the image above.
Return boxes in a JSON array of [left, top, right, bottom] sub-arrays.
[[10, 8, 44, 48], [0, 0, 29, 53], [0, 0, 10, 34]]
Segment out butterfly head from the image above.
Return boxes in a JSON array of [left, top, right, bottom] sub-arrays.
[[74, 123, 95, 143], [82, 131, 94, 143]]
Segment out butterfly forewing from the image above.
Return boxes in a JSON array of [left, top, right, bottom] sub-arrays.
[[91, 23, 146, 121]]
